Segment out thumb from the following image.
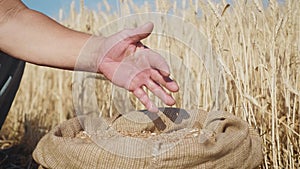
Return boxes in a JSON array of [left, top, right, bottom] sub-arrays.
[[127, 22, 154, 43]]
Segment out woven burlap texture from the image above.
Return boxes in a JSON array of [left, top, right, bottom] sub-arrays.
[[33, 108, 263, 169]]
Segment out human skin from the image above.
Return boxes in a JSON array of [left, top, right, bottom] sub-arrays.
[[0, 0, 179, 112]]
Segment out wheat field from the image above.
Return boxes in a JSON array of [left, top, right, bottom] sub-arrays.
[[0, 0, 299, 168]]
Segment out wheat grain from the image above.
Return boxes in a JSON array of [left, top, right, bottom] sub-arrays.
[[207, 0, 221, 21], [254, 0, 263, 13]]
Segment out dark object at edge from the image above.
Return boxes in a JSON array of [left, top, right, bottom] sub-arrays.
[[0, 51, 25, 129]]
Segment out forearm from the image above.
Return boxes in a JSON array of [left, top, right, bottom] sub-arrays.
[[0, 0, 91, 70]]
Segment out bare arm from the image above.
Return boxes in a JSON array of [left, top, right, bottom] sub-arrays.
[[0, 0, 91, 70], [0, 0, 179, 112]]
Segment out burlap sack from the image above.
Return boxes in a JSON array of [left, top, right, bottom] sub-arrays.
[[33, 108, 263, 169]]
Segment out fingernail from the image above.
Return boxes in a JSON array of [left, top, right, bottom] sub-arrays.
[[167, 97, 176, 106], [166, 83, 179, 92]]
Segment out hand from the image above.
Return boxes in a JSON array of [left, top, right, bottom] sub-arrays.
[[82, 22, 179, 112]]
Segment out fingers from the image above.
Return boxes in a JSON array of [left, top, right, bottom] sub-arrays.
[[126, 22, 154, 43], [130, 69, 178, 112], [133, 87, 159, 113], [128, 49, 179, 111], [144, 79, 176, 106], [149, 69, 179, 92], [134, 47, 179, 93], [130, 70, 177, 109]]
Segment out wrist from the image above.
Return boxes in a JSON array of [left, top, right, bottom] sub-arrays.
[[76, 35, 106, 73]]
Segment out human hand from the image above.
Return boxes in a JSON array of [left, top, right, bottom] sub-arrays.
[[81, 22, 179, 112]]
